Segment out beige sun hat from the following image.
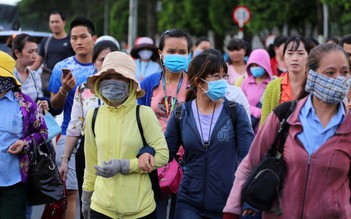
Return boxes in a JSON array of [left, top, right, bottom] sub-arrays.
[[87, 51, 145, 98], [0, 51, 21, 86]]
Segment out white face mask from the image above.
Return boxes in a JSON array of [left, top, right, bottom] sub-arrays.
[[99, 79, 129, 105], [138, 50, 153, 60]]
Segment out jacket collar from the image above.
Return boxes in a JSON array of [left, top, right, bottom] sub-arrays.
[[288, 95, 351, 135]]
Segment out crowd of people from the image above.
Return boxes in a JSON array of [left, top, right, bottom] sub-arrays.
[[1, 9, 351, 219]]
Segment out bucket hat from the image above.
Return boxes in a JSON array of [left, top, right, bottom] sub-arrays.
[[0, 51, 21, 86], [87, 51, 145, 98], [130, 37, 159, 61]]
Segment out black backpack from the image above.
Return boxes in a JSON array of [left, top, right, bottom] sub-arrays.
[[241, 100, 297, 215]]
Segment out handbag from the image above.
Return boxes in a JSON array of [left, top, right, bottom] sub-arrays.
[[241, 101, 297, 215], [43, 110, 61, 143], [41, 182, 67, 219], [27, 135, 65, 206], [158, 158, 183, 196]]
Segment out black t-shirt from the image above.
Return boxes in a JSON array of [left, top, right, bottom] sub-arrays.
[[39, 35, 75, 70]]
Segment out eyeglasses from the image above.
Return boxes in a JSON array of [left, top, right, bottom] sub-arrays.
[[205, 73, 229, 80]]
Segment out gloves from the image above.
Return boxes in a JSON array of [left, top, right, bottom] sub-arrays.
[[94, 159, 130, 178], [81, 190, 93, 219]]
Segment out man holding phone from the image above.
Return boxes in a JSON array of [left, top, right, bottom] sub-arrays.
[[47, 17, 96, 219]]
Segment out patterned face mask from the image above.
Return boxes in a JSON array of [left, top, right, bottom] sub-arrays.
[[0, 77, 16, 94], [305, 69, 351, 104]]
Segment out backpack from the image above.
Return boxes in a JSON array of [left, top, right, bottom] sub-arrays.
[[174, 101, 238, 148], [91, 105, 160, 200]]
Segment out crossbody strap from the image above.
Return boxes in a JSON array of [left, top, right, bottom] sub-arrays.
[[43, 37, 51, 65], [92, 107, 99, 137], [270, 100, 298, 153], [136, 105, 147, 146], [227, 101, 238, 149]]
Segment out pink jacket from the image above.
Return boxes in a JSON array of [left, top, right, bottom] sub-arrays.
[[241, 49, 272, 131], [223, 96, 351, 219]]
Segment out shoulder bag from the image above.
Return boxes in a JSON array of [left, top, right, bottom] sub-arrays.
[[27, 135, 65, 206], [241, 100, 297, 215]]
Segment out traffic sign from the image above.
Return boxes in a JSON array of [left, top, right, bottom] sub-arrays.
[[232, 5, 251, 27]]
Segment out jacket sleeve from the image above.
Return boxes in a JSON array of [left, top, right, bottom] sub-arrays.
[[165, 108, 182, 162], [223, 111, 280, 215], [235, 103, 254, 162], [259, 82, 273, 128], [82, 109, 97, 192], [129, 106, 169, 172], [22, 97, 48, 153]]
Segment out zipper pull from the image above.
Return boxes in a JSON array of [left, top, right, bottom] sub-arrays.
[[204, 141, 209, 156]]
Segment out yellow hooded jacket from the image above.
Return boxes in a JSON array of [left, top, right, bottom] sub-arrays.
[[83, 79, 169, 218]]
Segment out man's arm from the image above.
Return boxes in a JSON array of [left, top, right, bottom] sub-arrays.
[[30, 55, 43, 71]]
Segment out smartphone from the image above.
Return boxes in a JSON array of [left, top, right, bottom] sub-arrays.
[[62, 68, 71, 77]]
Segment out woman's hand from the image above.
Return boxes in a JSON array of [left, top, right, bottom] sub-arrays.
[[138, 153, 154, 172], [37, 100, 50, 111], [59, 159, 69, 181], [7, 140, 25, 154]]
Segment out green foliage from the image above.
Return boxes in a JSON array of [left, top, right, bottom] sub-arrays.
[[157, 0, 186, 32], [18, 0, 105, 35], [15, 0, 351, 50], [208, 0, 236, 37], [109, 0, 129, 42]]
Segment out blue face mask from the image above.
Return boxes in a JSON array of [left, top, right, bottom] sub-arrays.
[[201, 79, 227, 101], [163, 54, 189, 73], [250, 66, 266, 78]]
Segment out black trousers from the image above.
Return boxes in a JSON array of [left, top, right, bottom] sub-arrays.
[[75, 135, 85, 219], [90, 209, 157, 219]]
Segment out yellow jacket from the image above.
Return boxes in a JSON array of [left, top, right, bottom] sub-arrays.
[[259, 77, 283, 128], [83, 84, 169, 219]]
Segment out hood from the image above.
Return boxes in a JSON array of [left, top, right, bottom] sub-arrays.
[[94, 77, 137, 108], [87, 51, 145, 98], [246, 49, 272, 78]]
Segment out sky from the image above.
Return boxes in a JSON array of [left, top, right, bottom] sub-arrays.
[[0, 0, 21, 5]]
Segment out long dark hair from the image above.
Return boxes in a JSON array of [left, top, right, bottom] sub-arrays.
[[186, 49, 227, 101]]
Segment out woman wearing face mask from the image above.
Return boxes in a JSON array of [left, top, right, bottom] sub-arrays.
[[82, 51, 168, 219], [58, 39, 119, 219], [137, 29, 192, 219], [165, 51, 254, 219], [260, 36, 313, 127], [131, 37, 162, 82], [223, 43, 351, 219], [0, 51, 48, 219], [240, 49, 272, 133]]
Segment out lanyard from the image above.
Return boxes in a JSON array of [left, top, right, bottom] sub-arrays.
[[162, 72, 184, 116], [196, 101, 216, 153], [138, 59, 150, 81]]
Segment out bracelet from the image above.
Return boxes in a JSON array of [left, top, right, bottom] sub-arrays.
[[61, 155, 70, 161], [59, 87, 68, 96]]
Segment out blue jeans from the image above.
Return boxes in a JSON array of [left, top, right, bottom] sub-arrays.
[[156, 194, 175, 219], [174, 202, 221, 219]]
